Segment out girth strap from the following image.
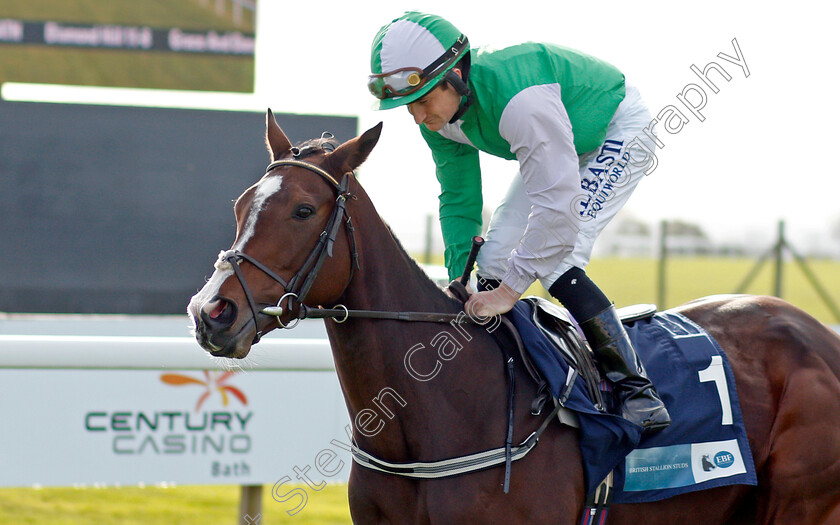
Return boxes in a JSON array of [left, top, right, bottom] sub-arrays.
[[347, 287, 580, 492], [350, 396, 566, 480], [349, 369, 579, 485]]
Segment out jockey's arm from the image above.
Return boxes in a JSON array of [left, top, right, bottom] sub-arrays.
[[421, 126, 483, 282], [495, 83, 581, 296]]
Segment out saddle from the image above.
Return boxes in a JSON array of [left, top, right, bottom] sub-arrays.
[[517, 297, 657, 420], [506, 296, 757, 514]]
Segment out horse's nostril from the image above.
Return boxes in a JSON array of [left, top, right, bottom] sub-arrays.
[[207, 300, 226, 320], [200, 297, 237, 328]]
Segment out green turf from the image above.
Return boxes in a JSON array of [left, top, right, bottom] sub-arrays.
[[421, 254, 840, 324], [0, 0, 255, 31], [0, 46, 254, 92], [0, 484, 351, 525], [585, 256, 840, 324], [0, 0, 255, 92]]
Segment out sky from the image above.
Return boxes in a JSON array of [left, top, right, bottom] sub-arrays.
[[7, 0, 840, 255], [252, 0, 840, 255]]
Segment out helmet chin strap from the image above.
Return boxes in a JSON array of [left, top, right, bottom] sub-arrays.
[[446, 70, 473, 123], [444, 69, 470, 96]]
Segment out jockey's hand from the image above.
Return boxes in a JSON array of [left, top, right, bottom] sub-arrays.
[[465, 282, 520, 318]]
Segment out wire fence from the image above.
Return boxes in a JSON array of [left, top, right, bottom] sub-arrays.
[[418, 217, 840, 325], [658, 220, 840, 323]]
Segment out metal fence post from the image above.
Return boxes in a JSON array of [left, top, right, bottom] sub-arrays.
[[657, 220, 667, 308], [735, 219, 840, 323], [240, 484, 263, 524], [773, 220, 785, 298]]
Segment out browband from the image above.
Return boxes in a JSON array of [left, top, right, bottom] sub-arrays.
[[266, 159, 341, 190]]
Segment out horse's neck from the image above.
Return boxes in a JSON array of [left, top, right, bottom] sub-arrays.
[[325, 197, 508, 460], [326, 198, 457, 355], [339, 193, 451, 313]]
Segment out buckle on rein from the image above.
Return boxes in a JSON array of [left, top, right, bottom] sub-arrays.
[[261, 299, 350, 327], [261, 292, 303, 329]]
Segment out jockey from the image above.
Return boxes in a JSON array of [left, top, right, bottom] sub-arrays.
[[367, 12, 669, 433]]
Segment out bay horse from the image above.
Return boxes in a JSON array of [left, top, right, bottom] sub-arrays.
[[188, 111, 840, 524]]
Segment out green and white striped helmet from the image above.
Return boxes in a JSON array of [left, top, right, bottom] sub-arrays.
[[368, 12, 469, 110]]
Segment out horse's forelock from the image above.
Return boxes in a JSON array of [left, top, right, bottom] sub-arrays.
[[293, 137, 339, 159]]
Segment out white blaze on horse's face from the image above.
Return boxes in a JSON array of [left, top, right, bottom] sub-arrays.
[[187, 175, 284, 329], [233, 175, 284, 251], [186, 250, 234, 327]]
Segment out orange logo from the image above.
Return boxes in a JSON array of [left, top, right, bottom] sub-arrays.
[[160, 371, 248, 411]]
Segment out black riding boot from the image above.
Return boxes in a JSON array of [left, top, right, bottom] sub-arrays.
[[581, 305, 671, 432]]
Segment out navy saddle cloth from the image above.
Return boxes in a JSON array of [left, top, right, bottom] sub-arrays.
[[505, 299, 757, 503]]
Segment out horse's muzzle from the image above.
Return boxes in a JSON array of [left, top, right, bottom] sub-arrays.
[[189, 295, 254, 358]]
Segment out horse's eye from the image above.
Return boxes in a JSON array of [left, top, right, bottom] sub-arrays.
[[293, 205, 315, 220]]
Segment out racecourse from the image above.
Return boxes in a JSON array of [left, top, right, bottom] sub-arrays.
[[2, 255, 838, 523], [587, 256, 840, 325]]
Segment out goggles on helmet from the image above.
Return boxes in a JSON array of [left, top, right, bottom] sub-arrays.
[[368, 34, 468, 100]]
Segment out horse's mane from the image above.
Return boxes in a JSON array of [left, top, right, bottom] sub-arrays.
[[383, 222, 454, 299]]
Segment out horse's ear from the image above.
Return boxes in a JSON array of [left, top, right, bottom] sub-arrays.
[[265, 109, 292, 161], [329, 122, 383, 174]]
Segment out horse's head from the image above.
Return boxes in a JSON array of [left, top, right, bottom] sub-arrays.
[[188, 109, 382, 358]]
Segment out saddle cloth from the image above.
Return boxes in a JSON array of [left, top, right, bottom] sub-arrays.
[[505, 299, 757, 503]]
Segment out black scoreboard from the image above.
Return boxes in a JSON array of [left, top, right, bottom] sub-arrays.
[[0, 100, 357, 314]]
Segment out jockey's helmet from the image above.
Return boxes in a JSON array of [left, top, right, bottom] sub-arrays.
[[368, 12, 469, 110]]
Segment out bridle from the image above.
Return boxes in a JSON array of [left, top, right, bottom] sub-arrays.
[[219, 156, 478, 342], [212, 155, 571, 494], [218, 157, 359, 342]]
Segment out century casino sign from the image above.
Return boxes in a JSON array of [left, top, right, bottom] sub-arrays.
[[0, 366, 351, 487], [84, 372, 253, 472]]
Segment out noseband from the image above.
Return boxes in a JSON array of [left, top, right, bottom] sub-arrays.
[[218, 158, 359, 342]]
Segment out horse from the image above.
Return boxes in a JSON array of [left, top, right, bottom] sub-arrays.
[[187, 110, 840, 524]]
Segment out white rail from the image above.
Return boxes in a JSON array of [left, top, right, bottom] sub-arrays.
[[0, 334, 332, 370], [0, 314, 332, 370]]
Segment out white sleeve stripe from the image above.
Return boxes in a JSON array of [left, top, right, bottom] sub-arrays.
[[497, 84, 581, 293]]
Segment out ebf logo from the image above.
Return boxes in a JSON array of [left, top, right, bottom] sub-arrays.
[[714, 451, 735, 468], [701, 451, 735, 472]]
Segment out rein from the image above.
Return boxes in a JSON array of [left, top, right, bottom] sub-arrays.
[[220, 157, 572, 494], [293, 305, 475, 324]]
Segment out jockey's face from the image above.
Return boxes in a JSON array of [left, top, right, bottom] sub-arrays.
[[406, 70, 462, 132]]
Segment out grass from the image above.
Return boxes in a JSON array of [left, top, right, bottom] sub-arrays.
[[0, 47, 254, 92], [0, 484, 351, 525], [585, 256, 840, 324], [0, 0, 255, 92], [0, 0, 255, 31]]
